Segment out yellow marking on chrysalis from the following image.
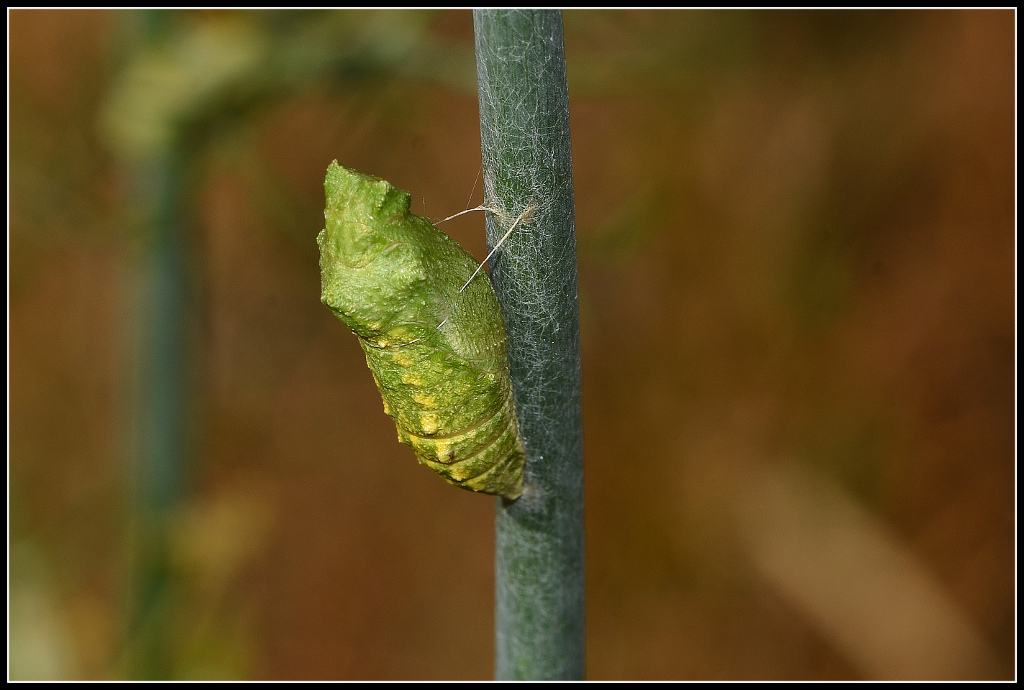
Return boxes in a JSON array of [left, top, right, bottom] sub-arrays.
[[401, 370, 425, 386], [419, 412, 440, 434], [413, 391, 437, 408], [430, 439, 453, 463]]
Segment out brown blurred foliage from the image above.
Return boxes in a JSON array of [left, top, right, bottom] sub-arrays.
[[8, 9, 1015, 680]]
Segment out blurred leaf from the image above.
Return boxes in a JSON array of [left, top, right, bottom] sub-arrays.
[[101, 11, 476, 162]]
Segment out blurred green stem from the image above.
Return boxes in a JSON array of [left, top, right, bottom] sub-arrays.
[[473, 9, 585, 680], [125, 10, 192, 679], [128, 151, 190, 679]]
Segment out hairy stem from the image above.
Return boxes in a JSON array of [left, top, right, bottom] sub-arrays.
[[473, 9, 585, 680]]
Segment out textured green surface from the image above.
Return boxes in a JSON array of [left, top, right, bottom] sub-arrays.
[[318, 161, 524, 499], [474, 9, 584, 680]]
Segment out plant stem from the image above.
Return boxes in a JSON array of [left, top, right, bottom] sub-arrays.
[[128, 149, 193, 679], [125, 12, 192, 678], [473, 9, 585, 680]]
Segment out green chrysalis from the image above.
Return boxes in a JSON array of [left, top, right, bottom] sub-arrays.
[[318, 161, 525, 499]]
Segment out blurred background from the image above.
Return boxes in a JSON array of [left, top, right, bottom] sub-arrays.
[[8, 9, 1015, 680]]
